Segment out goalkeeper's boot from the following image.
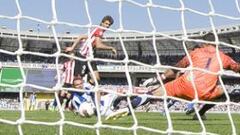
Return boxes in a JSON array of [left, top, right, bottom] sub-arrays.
[[185, 108, 195, 115]]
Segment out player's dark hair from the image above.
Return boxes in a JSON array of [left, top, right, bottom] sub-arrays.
[[172, 69, 179, 74], [73, 76, 82, 82], [191, 44, 201, 50], [202, 32, 216, 42], [101, 15, 114, 25]]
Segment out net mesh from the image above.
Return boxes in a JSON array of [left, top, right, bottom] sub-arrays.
[[0, 0, 240, 135]]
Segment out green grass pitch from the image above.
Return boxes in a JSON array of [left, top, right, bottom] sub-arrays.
[[0, 110, 239, 135]]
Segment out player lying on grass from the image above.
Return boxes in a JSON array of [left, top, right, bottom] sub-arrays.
[[69, 77, 123, 117], [70, 76, 155, 118], [105, 32, 240, 120]]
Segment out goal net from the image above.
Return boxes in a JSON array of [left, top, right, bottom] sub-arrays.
[[0, 0, 240, 135]]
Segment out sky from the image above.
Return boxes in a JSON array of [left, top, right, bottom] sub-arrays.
[[0, 0, 239, 34]]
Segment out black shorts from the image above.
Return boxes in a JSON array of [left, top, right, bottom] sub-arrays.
[[74, 52, 97, 77], [63, 83, 73, 88]]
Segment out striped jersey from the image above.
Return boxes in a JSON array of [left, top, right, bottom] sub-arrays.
[[62, 60, 75, 84], [79, 27, 104, 57]]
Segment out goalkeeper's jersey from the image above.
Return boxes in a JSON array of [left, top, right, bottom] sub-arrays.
[[165, 45, 240, 100]]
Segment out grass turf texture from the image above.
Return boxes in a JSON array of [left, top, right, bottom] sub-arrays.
[[0, 110, 239, 135]]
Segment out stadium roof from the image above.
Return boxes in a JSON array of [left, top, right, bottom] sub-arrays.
[[0, 24, 240, 42], [0, 24, 240, 56]]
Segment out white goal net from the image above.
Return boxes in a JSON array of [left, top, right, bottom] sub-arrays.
[[0, 0, 240, 135]]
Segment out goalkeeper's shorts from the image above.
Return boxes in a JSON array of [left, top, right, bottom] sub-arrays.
[[164, 80, 223, 101]]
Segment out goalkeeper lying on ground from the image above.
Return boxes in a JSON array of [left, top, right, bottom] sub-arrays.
[[105, 32, 240, 120]]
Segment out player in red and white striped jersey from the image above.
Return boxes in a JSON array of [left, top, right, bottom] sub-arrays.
[[62, 58, 75, 85], [65, 15, 117, 85], [53, 52, 76, 110]]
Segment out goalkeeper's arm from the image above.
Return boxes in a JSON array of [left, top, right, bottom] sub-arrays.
[[142, 55, 190, 88], [162, 54, 190, 80]]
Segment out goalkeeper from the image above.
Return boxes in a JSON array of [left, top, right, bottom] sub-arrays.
[[106, 32, 240, 120]]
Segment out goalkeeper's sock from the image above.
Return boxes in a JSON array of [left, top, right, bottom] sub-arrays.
[[197, 90, 240, 116], [198, 104, 215, 116]]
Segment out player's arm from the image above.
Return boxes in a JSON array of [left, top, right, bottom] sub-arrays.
[[222, 53, 240, 72], [142, 55, 190, 87], [94, 37, 117, 54], [161, 55, 190, 80], [65, 35, 88, 52], [230, 63, 240, 73]]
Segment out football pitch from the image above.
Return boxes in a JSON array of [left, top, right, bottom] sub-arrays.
[[0, 110, 239, 135]]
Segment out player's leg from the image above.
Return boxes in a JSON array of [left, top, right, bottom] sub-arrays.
[[59, 90, 66, 105], [105, 95, 149, 120], [100, 93, 118, 116], [71, 95, 81, 114], [130, 92, 155, 109], [71, 95, 78, 108], [192, 104, 214, 120], [112, 96, 126, 110], [52, 91, 63, 110], [105, 90, 160, 120], [63, 83, 73, 110], [105, 81, 166, 120], [78, 60, 100, 106], [192, 86, 224, 120], [167, 99, 178, 109], [88, 61, 100, 84], [105, 76, 169, 120], [161, 99, 178, 116], [193, 88, 240, 120], [185, 102, 195, 115], [89, 70, 100, 85], [86, 61, 103, 116], [229, 89, 240, 102]]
